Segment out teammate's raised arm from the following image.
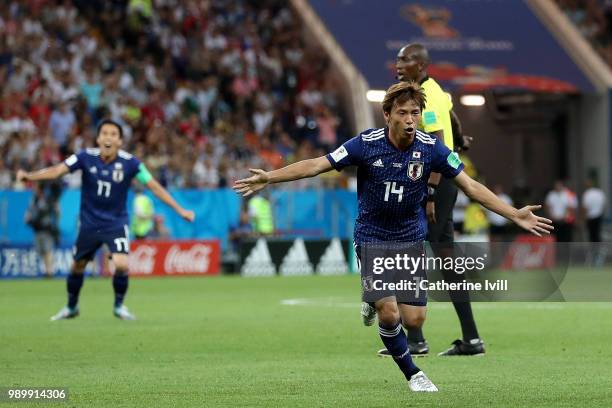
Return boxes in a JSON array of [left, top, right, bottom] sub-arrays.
[[17, 163, 70, 183], [453, 171, 554, 236], [145, 177, 195, 222], [233, 155, 333, 197]]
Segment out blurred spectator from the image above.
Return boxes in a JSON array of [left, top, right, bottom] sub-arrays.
[[486, 185, 513, 240], [315, 105, 339, 151], [0, 0, 348, 193], [556, 0, 612, 67], [453, 189, 469, 235], [131, 187, 155, 240], [248, 192, 274, 236], [148, 215, 170, 240], [49, 101, 76, 148], [0, 158, 12, 188], [463, 201, 490, 235], [229, 209, 253, 252], [545, 180, 577, 242], [581, 178, 606, 242]]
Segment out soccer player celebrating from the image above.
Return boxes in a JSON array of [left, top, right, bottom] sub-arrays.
[[17, 119, 195, 321], [372, 42, 483, 358], [233, 82, 552, 392]]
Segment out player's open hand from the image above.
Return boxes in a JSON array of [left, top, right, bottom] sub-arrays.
[[233, 169, 269, 197], [179, 209, 195, 222], [16, 169, 29, 182], [512, 205, 554, 237]]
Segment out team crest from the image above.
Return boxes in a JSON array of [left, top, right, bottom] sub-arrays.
[[112, 162, 124, 182], [407, 161, 423, 181], [112, 169, 124, 183]]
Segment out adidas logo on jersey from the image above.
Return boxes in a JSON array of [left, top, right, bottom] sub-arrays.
[[316, 238, 348, 275], [372, 159, 384, 168], [241, 238, 276, 277], [280, 238, 314, 276]]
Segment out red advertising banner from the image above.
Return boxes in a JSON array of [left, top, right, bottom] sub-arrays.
[[500, 235, 556, 270], [128, 240, 221, 276]]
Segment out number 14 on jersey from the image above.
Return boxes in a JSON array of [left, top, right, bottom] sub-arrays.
[[383, 181, 404, 202]]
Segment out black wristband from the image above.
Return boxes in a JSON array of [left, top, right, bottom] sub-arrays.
[[427, 185, 437, 201]]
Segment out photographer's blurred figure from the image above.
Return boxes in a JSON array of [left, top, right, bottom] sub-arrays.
[[25, 181, 62, 278]]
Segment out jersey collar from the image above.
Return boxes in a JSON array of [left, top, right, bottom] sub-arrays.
[[384, 127, 414, 152]]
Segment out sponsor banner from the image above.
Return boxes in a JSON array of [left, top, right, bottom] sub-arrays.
[[129, 240, 220, 276], [500, 235, 555, 270], [239, 238, 351, 277], [0, 240, 220, 278], [0, 244, 97, 279]]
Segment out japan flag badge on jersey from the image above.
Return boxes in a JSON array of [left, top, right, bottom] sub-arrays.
[[412, 151, 421, 159], [407, 161, 423, 181]]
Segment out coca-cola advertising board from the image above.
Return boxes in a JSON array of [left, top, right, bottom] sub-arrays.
[[129, 240, 220, 276]]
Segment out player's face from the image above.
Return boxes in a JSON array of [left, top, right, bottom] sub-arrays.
[[384, 99, 421, 142], [96, 124, 122, 158], [396, 48, 420, 82]]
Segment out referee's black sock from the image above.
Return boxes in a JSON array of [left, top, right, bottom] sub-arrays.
[[407, 327, 425, 344], [67, 273, 84, 309], [452, 301, 480, 341]]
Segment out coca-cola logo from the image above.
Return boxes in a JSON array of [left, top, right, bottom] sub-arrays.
[[164, 244, 212, 274], [129, 245, 157, 274]]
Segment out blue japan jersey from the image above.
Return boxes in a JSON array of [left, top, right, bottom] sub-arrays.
[[326, 128, 464, 244], [64, 148, 141, 232]]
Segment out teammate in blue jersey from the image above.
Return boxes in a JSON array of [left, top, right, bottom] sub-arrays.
[[17, 119, 195, 321], [233, 81, 553, 392]]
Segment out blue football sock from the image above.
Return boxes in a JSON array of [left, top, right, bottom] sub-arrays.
[[67, 274, 84, 309], [379, 322, 420, 380], [113, 274, 129, 308]]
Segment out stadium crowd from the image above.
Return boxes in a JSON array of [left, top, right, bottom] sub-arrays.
[[0, 0, 347, 190], [556, 0, 612, 66]]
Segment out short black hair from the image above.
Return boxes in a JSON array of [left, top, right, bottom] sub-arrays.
[[96, 119, 124, 139]]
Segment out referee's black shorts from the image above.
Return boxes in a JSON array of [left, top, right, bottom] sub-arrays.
[[427, 176, 458, 243]]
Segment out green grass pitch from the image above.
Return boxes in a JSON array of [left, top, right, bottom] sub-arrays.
[[1, 275, 611, 407]]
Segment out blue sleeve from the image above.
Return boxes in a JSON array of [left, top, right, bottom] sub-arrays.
[[325, 136, 363, 171], [63, 151, 85, 173], [128, 156, 143, 180], [431, 139, 464, 178]]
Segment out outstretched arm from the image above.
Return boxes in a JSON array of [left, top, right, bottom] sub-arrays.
[[17, 163, 69, 182], [233, 156, 333, 197], [454, 171, 553, 236], [145, 178, 195, 222]]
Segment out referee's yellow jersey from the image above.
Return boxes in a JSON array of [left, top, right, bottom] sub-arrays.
[[419, 77, 453, 150]]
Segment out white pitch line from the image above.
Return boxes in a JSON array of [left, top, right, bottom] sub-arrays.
[[280, 298, 612, 310]]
